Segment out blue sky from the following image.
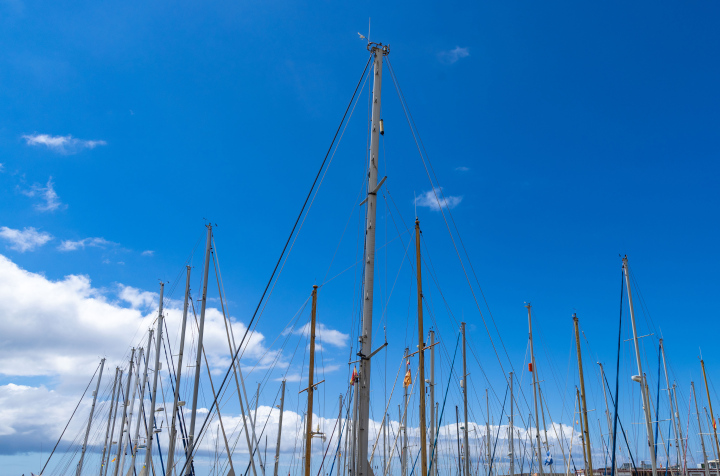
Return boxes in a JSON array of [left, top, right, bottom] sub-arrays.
[[2, 1, 720, 474]]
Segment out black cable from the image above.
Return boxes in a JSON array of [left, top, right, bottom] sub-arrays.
[[176, 53, 373, 476]]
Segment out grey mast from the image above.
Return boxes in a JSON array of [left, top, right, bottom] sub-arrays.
[[356, 41, 389, 476], [144, 283, 165, 473], [104, 368, 123, 476], [526, 304, 543, 476], [186, 224, 213, 475], [100, 367, 120, 476], [622, 256, 657, 476], [77, 358, 105, 476], [131, 330, 154, 473], [166, 266, 191, 476], [660, 340, 683, 475], [113, 349, 136, 476]]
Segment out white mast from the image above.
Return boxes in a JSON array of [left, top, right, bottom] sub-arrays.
[[104, 368, 123, 476], [693, 381, 711, 476], [356, 40, 389, 476], [660, 340, 682, 475], [509, 372, 514, 476], [274, 380, 286, 476], [100, 367, 120, 476], [118, 348, 142, 476], [430, 330, 437, 476], [131, 331, 154, 473], [144, 282, 165, 472], [113, 349, 135, 476], [77, 358, 105, 476], [186, 225, 212, 475], [166, 266, 191, 476], [462, 322, 470, 476], [622, 256, 658, 476]]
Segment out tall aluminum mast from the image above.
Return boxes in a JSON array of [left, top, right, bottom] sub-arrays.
[[660, 340, 683, 475], [77, 358, 105, 476], [144, 282, 165, 472], [622, 256, 658, 476], [186, 225, 213, 475], [356, 40, 389, 476]]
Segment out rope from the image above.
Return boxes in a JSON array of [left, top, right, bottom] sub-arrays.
[[488, 385, 509, 476], [176, 54, 373, 476], [40, 361, 101, 475]]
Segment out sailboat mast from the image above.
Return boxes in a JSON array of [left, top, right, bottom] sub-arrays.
[[704, 407, 720, 476], [402, 347, 409, 476], [693, 381, 711, 476], [701, 359, 720, 475], [104, 368, 123, 476], [144, 282, 165, 472], [100, 367, 120, 476], [573, 314, 593, 476], [304, 285, 318, 476], [660, 340, 682, 475], [527, 304, 544, 476], [77, 358, 105, 476], [430, 330, 437, 476], [461, 322, 470, 476], [274, 380, 286, 476], [509, 372, 514, 476], [186, 224, 212, 475], [130, 331, 153, 473], [357, 41, 388, 476], [673, 384, 686, 476], [415, 218, 428, 476], [622, 256, 658, 476], [167, 266, 191, 476], [456, 405, 462, 476], [486, 388, 491, 476], [576, 387, 587, 471], [113, 349, 135, 476]]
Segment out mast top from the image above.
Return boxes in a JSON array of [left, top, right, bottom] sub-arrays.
[[367, 42, 390, 55]]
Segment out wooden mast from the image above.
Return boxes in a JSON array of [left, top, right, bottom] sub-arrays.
[[415, 218, 428, 476], [573, 314, 593, 476], [304, 285, 318, 476]]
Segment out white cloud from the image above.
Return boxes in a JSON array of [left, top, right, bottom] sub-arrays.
[[438, 46, 470, 65], [455, 166, 470, 172], [141, 250, 154, 256], [0, 163, 4, 172], [20, 176, 65, 212], [293, 322, 349, 348], [414, 187, 463, 211], [58, 236, 116, 251], [0, 226, 53, 252], [22, 133, 106, 154]]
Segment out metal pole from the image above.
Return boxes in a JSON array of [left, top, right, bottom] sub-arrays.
[[456, 406, 462, 476], [509, 372, 514, 476], [144, 282, 165, 472], [274, 380, 286, 476], [701, 360, 720, 475], [693, 382, 711, 476], [402, 348, 409, 476], [414, 218, 428, 476], [573, 314, 593, 476], [167, 266, 191, 476], [673, 384, 685, 476], [357, 42, 389, 476], [336, 394, 342, 476], [305, 285, 318, 476], [186, 225, 212, 475], [660, 341, 682, 475], [576, 388, 587, 471], [130, 333, 154, 473], [430, 330, 436, 476], [598, 363, 615, 475], [704, 408, 720, 476], [105, 369, 123, 476], [462, 322, 470, 476], [100, 367, 120, 476], [78, 358, 105, 476], [113, 349, 136, 476], [527, 304, 544, 476], [119, 348, 142, 476], [622, 256, 657, 476], [486, 389, 491, 476]]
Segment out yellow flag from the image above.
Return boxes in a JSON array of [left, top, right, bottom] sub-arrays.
[[403, 369, 412, 388]]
